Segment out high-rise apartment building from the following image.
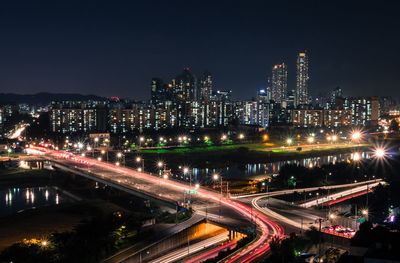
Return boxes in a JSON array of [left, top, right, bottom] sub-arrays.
[[271, 63, 288, 105], [295, 51, 310, 106], [199, 71, 213, 102]]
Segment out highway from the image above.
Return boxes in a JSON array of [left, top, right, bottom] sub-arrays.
[[233, 179, 382, 200], [250, 181, 383, 234], [30, 146, 285, 263], [299, 182, 382, 208], [148, 232, 229, 263]]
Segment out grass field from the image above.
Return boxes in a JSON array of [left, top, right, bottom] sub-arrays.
[[134, 142, 369, 155]]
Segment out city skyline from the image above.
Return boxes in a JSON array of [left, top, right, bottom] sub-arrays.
[[0, 1, 399, 100]]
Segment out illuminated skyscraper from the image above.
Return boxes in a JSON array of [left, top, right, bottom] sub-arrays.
[[199, 71, 213, 101], [295, 51, 310, 106], [271, 63, 288, 105]]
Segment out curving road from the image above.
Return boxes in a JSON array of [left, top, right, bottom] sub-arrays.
[[31, 146, 285, 262]]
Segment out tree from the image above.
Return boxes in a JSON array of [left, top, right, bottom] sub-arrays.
[[389, 119, 399, 132]]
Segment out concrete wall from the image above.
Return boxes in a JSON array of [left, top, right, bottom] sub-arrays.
[[124, 222, 227, 263]]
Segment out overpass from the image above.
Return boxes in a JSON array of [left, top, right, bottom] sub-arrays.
[[30, 146, 284, 263]]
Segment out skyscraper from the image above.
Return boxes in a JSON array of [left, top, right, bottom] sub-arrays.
[[295, 51, 310, 106], [174, 68, 198, 101], [199, 71, 213, 101], [150, 78, 164, 104], [271, 63, 288, 105]]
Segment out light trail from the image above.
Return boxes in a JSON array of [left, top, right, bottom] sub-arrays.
[[300, 182, 382, 208], [149, 233, 229, 263], [233, 179, 382, 199], [31, 146, 285, 262]]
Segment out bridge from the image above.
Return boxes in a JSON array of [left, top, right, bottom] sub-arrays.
[[29, 146, 284, 263]]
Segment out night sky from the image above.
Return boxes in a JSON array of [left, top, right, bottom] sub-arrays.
[[0, 0, 399, 100]]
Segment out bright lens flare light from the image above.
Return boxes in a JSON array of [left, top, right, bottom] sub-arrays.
[[351, 131, 362, 141], [286, 138, 293, 145], [374, 148, 386, 158], [307, 136, 315, 143], [352, 152, 361, 161], [213, 173, 219, 180]]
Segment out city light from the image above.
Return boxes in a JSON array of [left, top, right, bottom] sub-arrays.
[[117, 152, 123, 158], [332, 135, 338, 142], [183, 167, 189, 174], [374, 147, 386, 158], [157, 161, 164, 168], [101, 150, 106, 154], [221, 134, 227, 141], [286, 138, 293, 145], [139, 136, 145, 142], [97, 157, 102, 161], [351, 130, 362, 141], [329, 213, 336, 219], [352, 152, 361, 161], [361, 209, 368, 216], [262, 134, 269, 141], [213, 173, 219, 180], [163, 174, 168, 179], [307, 136, 315, 143], [136, 156, 142, 162], [94, 137, 99, 142], [195, 183, 200, 189], [238, 133, 245, 139], [115, 161, 120, 166]]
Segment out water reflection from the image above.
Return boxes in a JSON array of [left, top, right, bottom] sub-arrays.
[[190, 152, 371, 181], [1, 186, 70, 217]]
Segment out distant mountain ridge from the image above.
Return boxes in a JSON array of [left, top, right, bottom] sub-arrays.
[[0, 92, 106, 105]]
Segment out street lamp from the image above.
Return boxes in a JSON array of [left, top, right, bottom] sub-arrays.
[[238, 133, 245, 140], [97, 157, 102, 161], [374, 148, 386, 159], [307, 136, 315, 144], [351, 130, 362, 142], [136, 156, 144, 171], [195, 183, 200, 189], [139, 136, 145, 147], [183, 167, 191, 186], [116, 152, 125, 166], [352, 152, 362, 161], [157, 161, 165, 176], [332, 135, 338, 142], [286, 138, 293, 146]]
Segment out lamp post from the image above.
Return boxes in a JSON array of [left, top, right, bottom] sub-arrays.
[[136, 156, 144, 171], [117, 152, 125, 166], [101, 149, 109, 162]]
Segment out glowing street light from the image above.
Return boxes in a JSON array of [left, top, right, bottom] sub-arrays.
[[238, 133, 245, 140], [374, 148, 386, 158], [194, 183, 200, 189], [307, 136, 315, 144], [115, 161, 120, 166], [332, 135, 338, 142], [136, 156, 144, 171], [221, 134, 227, 141], [97, 157, 102, 161], [351, 131, 362, 141], [183, 167, 189, 174], [352, 152, 362, 161], [286, 138, 293, 146], [117, 152, 123, 158], [163, 174, 168, 179], [157, 161, 164, 168], [329, 213, 336, 220]]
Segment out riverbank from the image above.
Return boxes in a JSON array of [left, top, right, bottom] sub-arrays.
[[130, 143, 370, 169]]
